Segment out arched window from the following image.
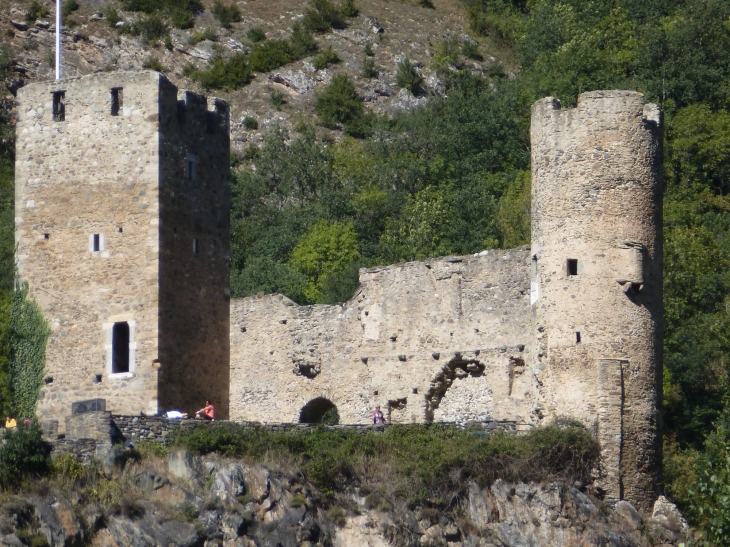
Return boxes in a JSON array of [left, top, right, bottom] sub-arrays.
[[299, 398, 339, 424]]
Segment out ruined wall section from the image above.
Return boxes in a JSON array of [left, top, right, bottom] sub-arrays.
[[157, 81, 231, 418], [531, 91, 663, 509], [230, 250, 536, 426], [15, 72, 163, 423]]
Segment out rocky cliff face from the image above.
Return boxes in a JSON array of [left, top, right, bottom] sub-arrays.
[[1, 0, 507, 155], [0, 446, 689, 547]]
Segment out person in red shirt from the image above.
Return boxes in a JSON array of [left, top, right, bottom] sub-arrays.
[[195, 400, 215, 420]]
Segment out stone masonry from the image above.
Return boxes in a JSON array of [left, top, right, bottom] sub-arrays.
[[229, 91, 663, 510], [16, 79, 662, 511], [15, 71, 231, 427]]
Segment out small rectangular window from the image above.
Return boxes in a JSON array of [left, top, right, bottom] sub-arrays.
[[193, 239, 199, 253], [44, 233, 49, 240], [111, 87, 123, 116], [575, 332, 581, 344], [93, 234, 100, 252], [112, 322, 130, 374], [567, 258, 578, 276], [52, 91, 65, 122]]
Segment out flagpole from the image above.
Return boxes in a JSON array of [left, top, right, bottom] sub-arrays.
[[55, 0, 61, 80]]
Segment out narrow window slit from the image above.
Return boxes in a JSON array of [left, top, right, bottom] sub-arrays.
[[93, 234, 100, 252], [112, 322, 130, 374], [193, 239, 199, 253], [52, 91, 65, 122], [567, 258, 578, 276], [110, 87, 123, 116], [575, 332, 581, 344]]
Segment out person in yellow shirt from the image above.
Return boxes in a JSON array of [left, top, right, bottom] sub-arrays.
[[5, 415, 16, 429]]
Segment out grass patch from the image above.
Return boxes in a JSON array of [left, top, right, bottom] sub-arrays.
[[142, 55, 165, 71], [173, 421, 599, 506]]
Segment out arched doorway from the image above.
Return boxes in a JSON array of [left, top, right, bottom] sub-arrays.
[[299, 397, 339, 424]]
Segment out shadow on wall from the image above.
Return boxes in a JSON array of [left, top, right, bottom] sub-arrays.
[[299, 397, 340, 424]]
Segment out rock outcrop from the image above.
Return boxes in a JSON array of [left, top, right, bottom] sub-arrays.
[[0, 447, 689, 547]]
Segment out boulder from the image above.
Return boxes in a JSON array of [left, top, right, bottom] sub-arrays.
[[168, 449, 200, 481], [209, 462, 246, 503]]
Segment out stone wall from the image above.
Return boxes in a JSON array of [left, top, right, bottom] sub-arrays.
[[530, 91, 663, 509], [230, 249, 535, 425]]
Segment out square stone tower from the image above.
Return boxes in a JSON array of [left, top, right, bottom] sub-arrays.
[[15, 71, 231, 425]]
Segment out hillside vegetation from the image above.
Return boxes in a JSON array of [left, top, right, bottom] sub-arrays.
[[0, 0, 728, 542]]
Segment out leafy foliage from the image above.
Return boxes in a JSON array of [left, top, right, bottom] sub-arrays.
[[10, 283, 49, 420], [395, 58, 423, 95], [312, 46, 340, 70], [175, 421, 598, 499], [212, 0, 241, 27], [303, 0, 346, 32], [25, 1, 49, 23], [315, 74, 363, 128], [121, 0, 202, 29], [62, 0, 80, 18], [246, 26, 266, 43], [0, 423, 51, 489], [185, 53, 251, 90]]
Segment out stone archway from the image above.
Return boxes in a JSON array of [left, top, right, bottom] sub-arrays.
[[299, 397, 339, 424]]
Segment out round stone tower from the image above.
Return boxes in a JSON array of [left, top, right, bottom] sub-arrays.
[[530, 91, 663, 510]]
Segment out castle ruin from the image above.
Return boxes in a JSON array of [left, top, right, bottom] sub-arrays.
[[16, 73, 662, 509]]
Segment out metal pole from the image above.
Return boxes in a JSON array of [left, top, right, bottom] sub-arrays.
[[55, 0, 60, 80]]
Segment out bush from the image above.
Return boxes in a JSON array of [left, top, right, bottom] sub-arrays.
[[303, 0, 345, 32], [312, 46, 340, 70], [187, 53, 252, 90], [25, 1, 49, 23], [0, 423, 51, 488], [62, 0, 79, 18], [362, 56, 377, 78], [419, 0, 434, 8], [364, 43, 373, 56], [142, 56, 164, 71], [51, 453, 84, 483], [188, 27, 217, 44], [290, 21, 318, 58], [270, 90, 285, 110], [461, 39, 482, 60], [250, 39, 294, 72], [246, 25, 266, 43], [130, 14, 169, 41], [315, 73, 363, 128], [121, 0, 202, 29], [243, 116, 259, 130], [212, 0, 241, 27], [341, 0, 358, 17], [105, 7, 121, 27], [396, 58, 423, 95]]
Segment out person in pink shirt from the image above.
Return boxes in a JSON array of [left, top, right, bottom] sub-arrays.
[[195, 400, 215, 420]]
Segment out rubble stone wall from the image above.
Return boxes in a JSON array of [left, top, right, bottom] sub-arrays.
[[229, 249, 536, 426]]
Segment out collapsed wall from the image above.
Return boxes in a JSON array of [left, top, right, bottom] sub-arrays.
[[230, 249, 537, 427]]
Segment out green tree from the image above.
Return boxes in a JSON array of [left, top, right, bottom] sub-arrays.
[[290, 220, 360, 303], [496, 170, 531, 248], [10, 282, 49, 420]]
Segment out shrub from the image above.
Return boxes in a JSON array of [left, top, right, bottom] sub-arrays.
[[0, 423, 51, 488], [246, 25, 266, 43], [303, 0, 345, 32], [461, 39, 482, 60], [243, 116, 259, 130], [362, 56, 377, 78], [364, 43, 373, 56], [250, 39, 294, 72], [341, 0, 358, 17], [327, 507, 347, 527], [25, 1, 49, 23], [187, 53, 252, 90], [51, 453, 85, 483], [290, 21, 318, 58], [312, 46, 340, 70], [121, 0, 202, 29], [106, 7, 121, 27], [188, 27, 218, 44], [419, 0, 434, 8], [62, 0, 79, 18], [131, 14, 169, 41], [396, 58, 423, 95], [315, 73, 363, 128], [142, 56, 164, 71], [270, 90, 285, 110], [212, 0, 241, 27]]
